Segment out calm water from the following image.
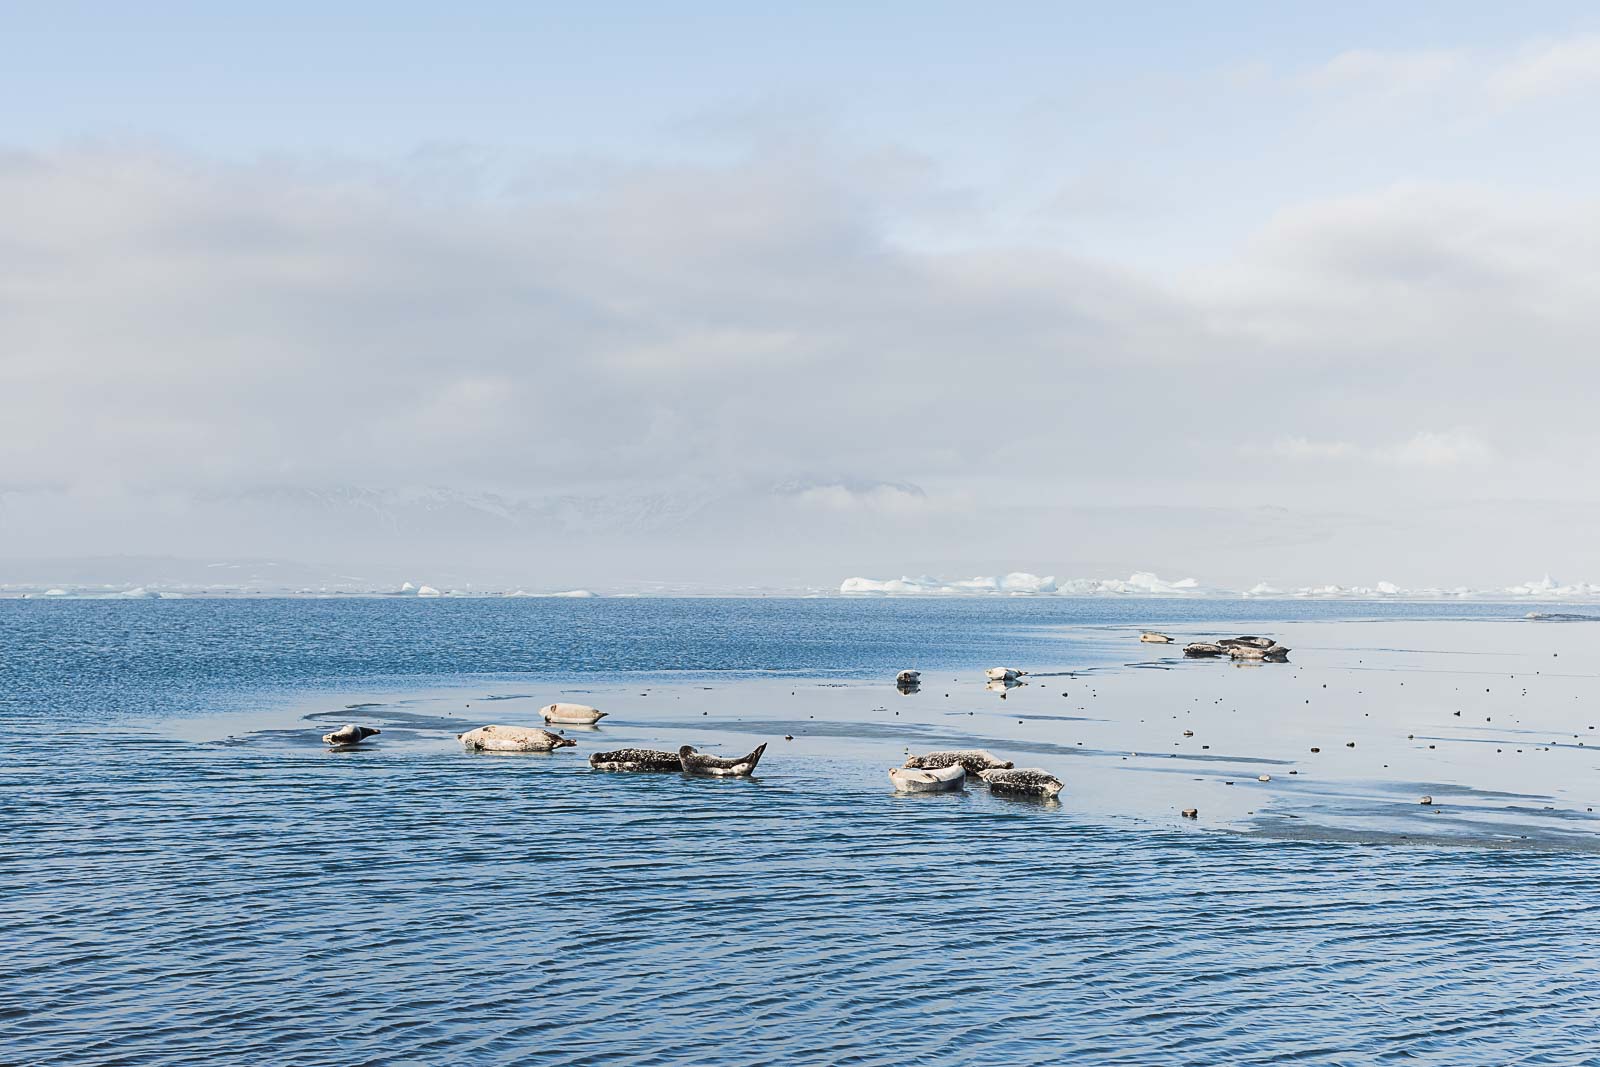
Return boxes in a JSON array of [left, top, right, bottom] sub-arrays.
[[5, 598, 1600, 1065]]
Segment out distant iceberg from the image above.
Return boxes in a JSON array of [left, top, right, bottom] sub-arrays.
[[507, 589, 598, 598], [840, 573, 1057, 596], [841, 571, 1193, 597], [839, 571, 1600, 601]]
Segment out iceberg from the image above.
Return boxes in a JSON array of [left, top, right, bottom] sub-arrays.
[[840, 570, 1600, 601], [506, 589, 598, 598], [841, 571, 1193, 597]]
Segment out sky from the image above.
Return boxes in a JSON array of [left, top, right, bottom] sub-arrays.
[[4, 3, 1600, 592]]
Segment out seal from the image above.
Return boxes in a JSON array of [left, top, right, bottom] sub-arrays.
[[979, 767, 1063, 798], [896, 670, 922, 685], [889, 764, 965, 792], [985, 667, 1026, 682], [1263, 645, 1291, 661], [322, 724, 379, 746], [679, 743, 767, 777], [1228, 646, 1267, 660], [1183, 643, 1224, 658], [457, 725, 576, 752], [1218, 636, 1275, 650], [904, 749, 1013, 775], [1139, 632, 1174, 643], [540, 703, 607, 725], [588, 748, 681, 772]]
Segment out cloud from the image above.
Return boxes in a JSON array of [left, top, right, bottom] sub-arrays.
[[1487, 34, 1600, 105], [1305, 48, 1465, 96], [1272, 431, 1492, 468], [775, 481, 931, 514], [1, 142, 1598, 587], [1385, 430, 1492, 467], [1298, 32, 1600, 111]]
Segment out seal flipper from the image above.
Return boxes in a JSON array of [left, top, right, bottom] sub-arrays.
[[740, 742, 767, 774]]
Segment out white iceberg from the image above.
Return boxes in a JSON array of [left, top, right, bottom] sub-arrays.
[[841, 571, 1192, 597], [506, 589, 598, 598]]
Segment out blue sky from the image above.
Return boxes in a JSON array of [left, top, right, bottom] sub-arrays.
[[4, 4, 1600, 590], [10, 2, 1600, 262]]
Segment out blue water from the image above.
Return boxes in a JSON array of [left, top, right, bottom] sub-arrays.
[[4, 597, 1599, 1065]]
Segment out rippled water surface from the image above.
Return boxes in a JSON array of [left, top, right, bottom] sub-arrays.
[[5, 598, 1600, 1065]]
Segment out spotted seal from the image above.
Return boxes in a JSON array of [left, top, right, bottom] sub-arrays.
[[588, 748, 681, 772], [679, 743, 767, 777], [1218, 636, 1275, 650], [979, 768, 1063, 798], [904, 749, 1013, 775]]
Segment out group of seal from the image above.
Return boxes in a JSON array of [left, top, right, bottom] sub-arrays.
[[1181, 635, 1291, 661], [892, 748, 1064, 799], [326, 675, 1067, 800], [318, 694, 765, 780]]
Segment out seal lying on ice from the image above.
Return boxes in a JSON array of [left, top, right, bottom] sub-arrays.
[[540, 703, 607, 725], [985, 667, 1027, 682], [1140, 632, 1174, 643], [457, 725, 576, 752], [679, 743, 767, 777], [1218, 636, 1275, 650], [979, 768, 1063, 798], [322, 724, 380, 746], [904, 750, 1013, 775], [896, 670, 922, 685], [588, 748, 681, 772], [889, 764, 965, 792], [1183, 643, 1224, 658]]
